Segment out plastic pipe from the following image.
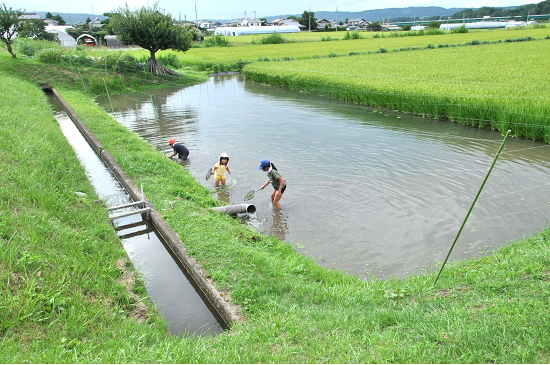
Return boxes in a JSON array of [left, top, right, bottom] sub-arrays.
[[211, 204, 256, 215]]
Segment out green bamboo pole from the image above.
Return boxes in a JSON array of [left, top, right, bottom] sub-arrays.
[[102, 79, 114, 113], [150, 95, 165, 151], [434, 129, 511, 285]]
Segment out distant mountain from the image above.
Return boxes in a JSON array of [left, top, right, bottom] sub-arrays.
[[29, 12, 108, 25], [315, 7, 469, 21], [262, 7, 470, 22], [29, 5, 523, 25]]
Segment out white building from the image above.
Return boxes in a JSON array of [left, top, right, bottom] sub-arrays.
[[214, 25, 299, 36]]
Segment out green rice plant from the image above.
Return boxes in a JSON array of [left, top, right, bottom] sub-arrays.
[[79, 28, 550, 73], [244, 39, 550, 143]]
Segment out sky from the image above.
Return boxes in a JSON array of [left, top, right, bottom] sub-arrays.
[[14, 0, 536, 20]]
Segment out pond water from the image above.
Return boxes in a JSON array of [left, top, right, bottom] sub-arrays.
[[96, 74, 550, 280]]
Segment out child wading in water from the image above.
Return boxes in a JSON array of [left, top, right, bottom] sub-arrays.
[[212, 153, 231, 186], [258, 159, 286, 209]]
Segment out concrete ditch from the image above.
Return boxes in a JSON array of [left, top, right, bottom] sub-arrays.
[[45, 86, 241, 329]]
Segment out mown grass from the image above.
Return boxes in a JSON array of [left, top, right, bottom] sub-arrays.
[[244, 38, 550, 143], [1, 46, 550, 362]]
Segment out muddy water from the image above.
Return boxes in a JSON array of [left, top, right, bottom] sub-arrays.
[[50, 98, 224, 335], [96, 74, 550, 280]]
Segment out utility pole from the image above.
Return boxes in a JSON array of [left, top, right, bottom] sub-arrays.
[[195, 3, 197, 22], [336, 5, 338, 30], [309, 6, 311, 32]]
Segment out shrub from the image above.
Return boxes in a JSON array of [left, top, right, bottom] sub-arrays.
[[203, 35, 229, 47], [35, 48, 63, 64], [451, 25, 469, 33], [343, 31, 363, 40], [157, 53, 182, 69], [258, 32, 286, 44], [62, 51, 94, 67]]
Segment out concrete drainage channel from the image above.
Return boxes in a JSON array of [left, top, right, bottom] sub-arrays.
[[44, 87, 239, 336]]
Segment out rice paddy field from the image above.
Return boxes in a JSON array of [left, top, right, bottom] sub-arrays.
[[109, 27, 550, 69], [243, 38, 550, 142]]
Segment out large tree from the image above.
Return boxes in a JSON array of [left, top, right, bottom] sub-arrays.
[[18, 18, 57, 41], [0, 3, 23, 58], [299, 11, 317, 31], [110, 3, 193, 75]]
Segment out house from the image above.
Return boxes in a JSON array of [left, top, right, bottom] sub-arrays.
[[223, 19, 241, 27], [241, 18, 261, 27], [317, 18, 331, 28], [88, 17, 102, 28], [347, 18, 367, 27], [19, 13, 41, 21], [381, 24, 401, 31], [197, 20, 221, 29], [43, 18, 59, 26], [270, 18, 286, 26], [280, 19, 305, 29]]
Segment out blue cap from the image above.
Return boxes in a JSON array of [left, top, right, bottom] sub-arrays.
[[258, 159, 270, 170]]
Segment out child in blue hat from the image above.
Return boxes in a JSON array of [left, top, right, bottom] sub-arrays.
[[257, 159, 286, 209]]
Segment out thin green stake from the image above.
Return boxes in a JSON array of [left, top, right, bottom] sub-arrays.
[[150, 95, 164, 151], [434, 129, 512, 285], [103, 79, 115, 113]]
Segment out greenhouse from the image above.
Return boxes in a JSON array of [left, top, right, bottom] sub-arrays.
[[440, 21, 507, 30], [214, 25, 300, 36]]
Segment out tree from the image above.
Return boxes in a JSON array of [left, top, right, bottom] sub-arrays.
[[0, 3, 23, 58], [51, 14, 65, 25], [366, 21, 383, 32], [18, 18, 57, 41], [299, 11, 317, 31], [426, 20, 441, 29], [110, 3, 193, 75]]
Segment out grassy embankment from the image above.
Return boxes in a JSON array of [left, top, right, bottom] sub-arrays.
[[1, 43, 550, 362]]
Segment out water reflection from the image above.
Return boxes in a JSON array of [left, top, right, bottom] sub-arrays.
[[96, 74, 550, 280]]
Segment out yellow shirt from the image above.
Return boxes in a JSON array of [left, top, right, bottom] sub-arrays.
[[214, 162, 228, 179]]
